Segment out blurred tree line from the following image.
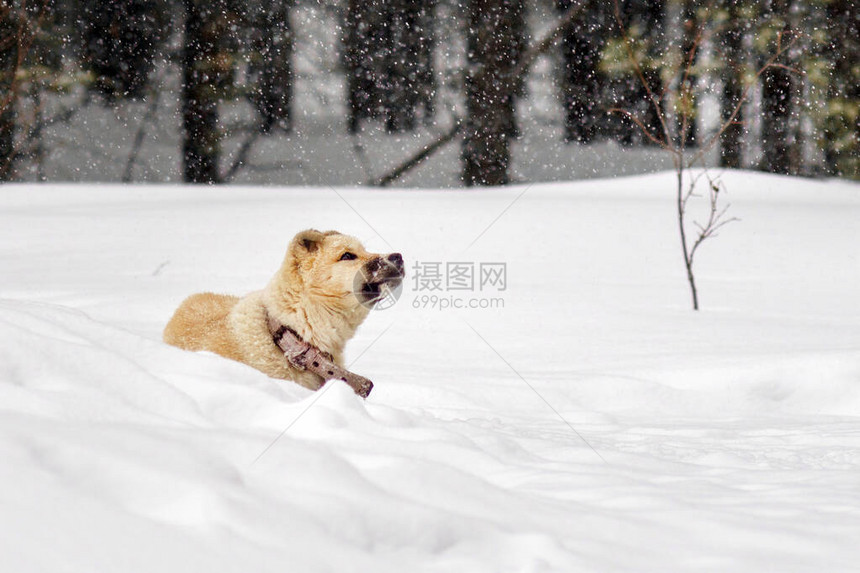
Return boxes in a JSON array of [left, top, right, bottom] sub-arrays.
[[0, 0, 857, 185]]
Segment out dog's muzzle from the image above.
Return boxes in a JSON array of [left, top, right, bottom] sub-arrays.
[[356, 253, 405, 305]]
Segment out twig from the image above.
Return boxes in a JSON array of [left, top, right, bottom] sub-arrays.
[[607, 107, 670, 150], [687, 176, 738, 264], [676, 26, 705, 150], [122, 87, 161, 183], [12, 96, 84, 167], [351, 133, 374, 182], [611, 0, 675, 149], [222, 123, 265, 183]]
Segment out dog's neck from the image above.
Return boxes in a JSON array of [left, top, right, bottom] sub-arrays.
[[262, 297, 368, 361], [265, 314, 333, 362]]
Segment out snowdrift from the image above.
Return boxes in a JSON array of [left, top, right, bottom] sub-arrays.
[[1, 172, 859, 572]]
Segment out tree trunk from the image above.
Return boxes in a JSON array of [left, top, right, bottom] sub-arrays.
[[609, 0, 665, 146], [0, 103, 13, 181], [345, 0, 436, 134], [640, 0, 665, 145], [80, 0, 167, 100], [344, 0, 366, 133], [182, 0, 226, 184], [558, 1, 606, 143], [462, 0, 524, 186], [760, 65, 793, 174], [0, 6, 19, 181], [676, 0, 698, 147], [760, 0, 799, 175], [821, 0, 859, 178], [385, 0, 420, 132], [251, 0, 293, 133], [719, 0, 744, 168], [414, 1, 437, 122]]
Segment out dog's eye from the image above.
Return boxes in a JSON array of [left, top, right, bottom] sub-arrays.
[[339, 252, 357, 261]]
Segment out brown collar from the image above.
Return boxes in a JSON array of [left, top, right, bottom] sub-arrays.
[[266, 314, 374, 398]]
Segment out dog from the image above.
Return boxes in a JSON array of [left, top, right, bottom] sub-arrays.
[[163, 229, 404, 391]]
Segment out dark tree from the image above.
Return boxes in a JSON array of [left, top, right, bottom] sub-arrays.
[[413, 1, 437, 123], [759, 0, 799, 174], [676, 0, 698, 147], [461, 0, 524, 186], [385, 0, 420, 132], [606, 0, 666, 146], [760, 67, 796, 174], [385, 0, 438, 132], [344, 0, 379, 133], [0, 4, 18, 181], [719, 0, 745, 168], [79, 0, 168, 100], [248, 0, 293, 133], [558, 1, 608, 143], [635, 0, 665, 144], [821, 0, 859, 178], [344, 0, 436, 133], [182, 0, 234, 183], [0, 0, 54, 181]]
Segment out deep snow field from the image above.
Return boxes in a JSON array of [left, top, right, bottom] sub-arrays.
[[1, 171, 859, 572]]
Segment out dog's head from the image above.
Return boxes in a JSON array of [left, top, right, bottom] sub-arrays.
[[278, 229, 404, 311]]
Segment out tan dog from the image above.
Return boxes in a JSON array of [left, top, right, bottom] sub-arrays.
[[163, 229, 404, 391]]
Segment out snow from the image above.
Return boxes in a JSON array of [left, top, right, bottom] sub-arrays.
[[1, 171, 859, 571]]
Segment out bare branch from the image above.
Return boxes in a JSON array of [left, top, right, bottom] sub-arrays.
[[688, 176, 738, 264], [676, 26, 706, 150], [373, 116, 463, 187], [123, 84, 161, 183], [611, 0, 674, 149], [607, 108, 670, 150], [768, 62, 804, 75], [351, 134, 374, 182]]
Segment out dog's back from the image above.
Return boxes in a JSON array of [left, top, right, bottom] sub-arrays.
[[163, 293, 242, 361]]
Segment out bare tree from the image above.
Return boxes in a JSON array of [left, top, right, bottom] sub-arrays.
[[610, 0, 798, 310]]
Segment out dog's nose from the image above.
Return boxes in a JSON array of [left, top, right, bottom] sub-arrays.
[[387, 253, 403, 268]]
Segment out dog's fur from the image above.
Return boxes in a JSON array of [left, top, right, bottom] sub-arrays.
[[163, 229, 403, 390]]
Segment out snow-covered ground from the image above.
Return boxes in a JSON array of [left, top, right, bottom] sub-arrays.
[[1, 171, 859, 572]]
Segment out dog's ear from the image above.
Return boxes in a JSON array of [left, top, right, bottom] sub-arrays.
[[291, 229, 326, 256]]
